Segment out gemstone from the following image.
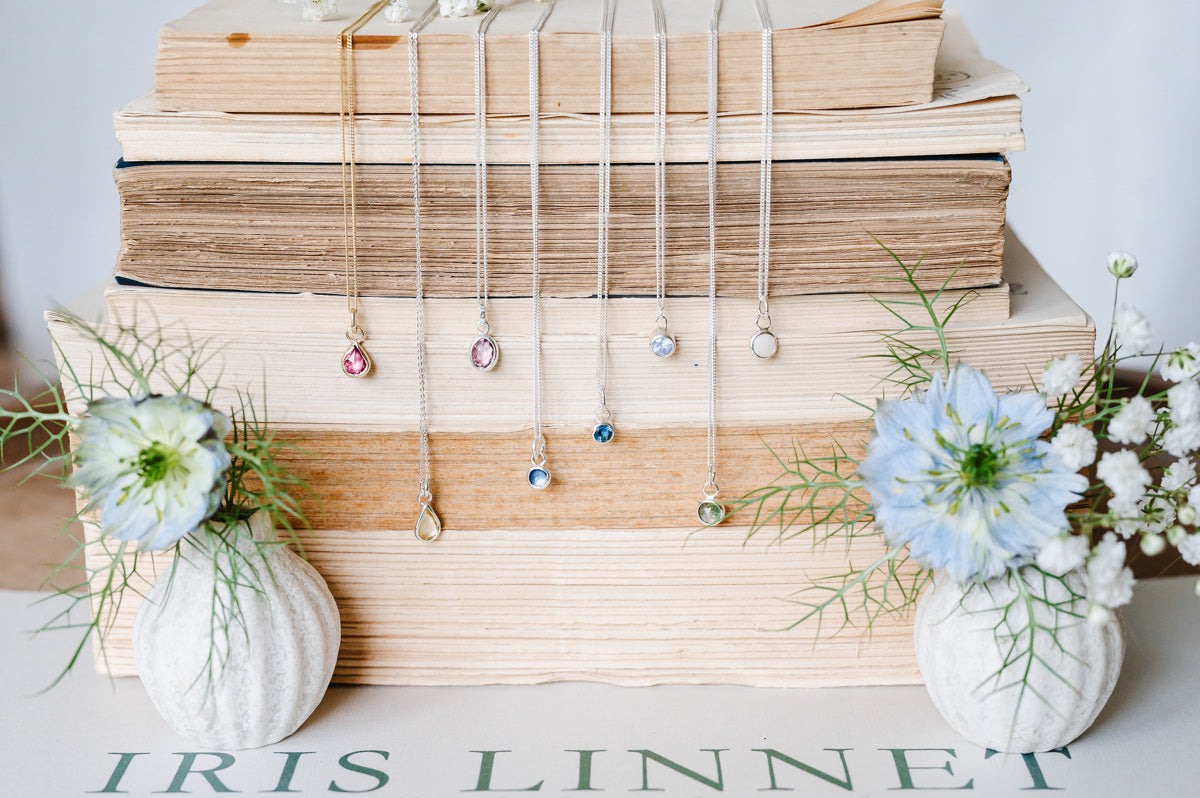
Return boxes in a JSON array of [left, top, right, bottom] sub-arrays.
[[592, 422, 615, 444], [527, 466, 551, 489], [697, 500, 725, 526], [471, 336, 498, 371], [750, 330, 778, 359], [342, 343, 371, 377], [414, 504, 442, 542], [649, 333, 677, 358]]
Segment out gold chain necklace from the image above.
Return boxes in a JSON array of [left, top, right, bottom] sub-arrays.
[[338, 2, 389, 378]]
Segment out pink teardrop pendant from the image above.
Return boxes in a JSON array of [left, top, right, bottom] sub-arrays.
[[342, 342, 372, 378]]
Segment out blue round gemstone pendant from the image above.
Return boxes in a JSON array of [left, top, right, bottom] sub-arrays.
[[592, 422, 615, 444], [527, 465, 551, 489]]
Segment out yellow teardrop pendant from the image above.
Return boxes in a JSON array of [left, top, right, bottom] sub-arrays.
[[414, 502, 442, 542]]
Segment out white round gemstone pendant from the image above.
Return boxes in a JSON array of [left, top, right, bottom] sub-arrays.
[[749, 330, 778, 359], [470, 334, 499, 371]]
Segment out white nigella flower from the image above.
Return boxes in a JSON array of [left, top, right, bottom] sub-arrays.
[[1179, 533, 1200, 566], [1161, 343, 1200, 383], [302, 0, 337, 22], [1050, 423, 1097, 471], [1035, 533, 1090, 575], [1112, 304, 1154, 354], [1096, 449, 1151, 504], [1106, 251, 1138, 278], [1107, 395, 1156, 444], [439, 0, 488, 17], [384, 0, 409, 22], [1162, 457, 1196, 492], [70, 395, 232, 552], [1086, 532, 1135, 609], [1168, 380, 1200, 425], [1041, 354, 1083, 398], [1190, 484, 1200, 519], [1163, 421, 1200, 458]]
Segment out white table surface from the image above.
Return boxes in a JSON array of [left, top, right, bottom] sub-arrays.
[[2, 578, 1197, 797]]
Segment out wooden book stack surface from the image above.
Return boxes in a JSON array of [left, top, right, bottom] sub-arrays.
[[49, 235, 1095, 686], [52, 2, 1074, 687]]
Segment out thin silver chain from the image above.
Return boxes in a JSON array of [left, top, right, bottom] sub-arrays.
[[651, 0, 668, 329], [408, 2, 437, 502], [704, 0, 722, 496], [754, 0, 773, 325], [474, 6, 501, 332], [529, 0, 556, 467], [595, 0, 615, 422]]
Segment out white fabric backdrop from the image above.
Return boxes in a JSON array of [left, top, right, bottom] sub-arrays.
[[1, 0, 1196, 361]]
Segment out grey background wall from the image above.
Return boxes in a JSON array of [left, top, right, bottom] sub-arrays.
[[1, 1, 1196, 362]]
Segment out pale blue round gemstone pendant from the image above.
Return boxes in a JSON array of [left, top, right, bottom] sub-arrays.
[[650, 331, 677, 358], [527, 466, 551, 489], [592, 422, 615, 444]]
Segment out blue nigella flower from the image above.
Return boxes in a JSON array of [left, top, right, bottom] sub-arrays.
[[857, 364, 1087, 582]]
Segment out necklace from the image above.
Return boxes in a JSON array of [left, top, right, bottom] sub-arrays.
[[408, 2, 442, 541], [697, 0, 724, 527], [592, 0, 616, 445], [337, 2, 388, 378], [526, 0, 557, 489], [648, 0, 676, 359], [749, 0, 777, 360], [469, 6, 502, 372]]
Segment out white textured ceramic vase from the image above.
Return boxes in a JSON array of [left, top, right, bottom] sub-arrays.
[[914, 569, 1124, 754], [133, 511, 341, 750]]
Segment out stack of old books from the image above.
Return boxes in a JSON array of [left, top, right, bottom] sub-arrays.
[[51, 0, 1093, 687]]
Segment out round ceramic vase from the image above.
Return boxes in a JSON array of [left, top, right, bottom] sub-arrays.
[[914, 569, 1124, 754], [132, 511, 341, 750]]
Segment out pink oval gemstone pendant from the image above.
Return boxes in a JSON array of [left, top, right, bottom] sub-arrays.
[[342, 342, 372, 378], [470, 335, 499, 372]]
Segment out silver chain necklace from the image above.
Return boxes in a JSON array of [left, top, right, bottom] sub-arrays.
[[592, 0, 617, 445], [469, 5, 502, 372], [697, 0, 725, 527], [409, 2, 441, 541], [526, 0, 557, 489], [749, 0, 778, 360], [647, 0, 676, 359]]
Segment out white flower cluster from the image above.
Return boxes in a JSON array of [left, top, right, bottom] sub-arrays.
[[1035, 252, 1200, 620], [1041, 354, 1083, 398], [1107, 251, 1138, 278], [385, 0, 409, 23], [1113, 304, 1154, 354], [439, 0, 489, 17], [301, 0, 337, 22]]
